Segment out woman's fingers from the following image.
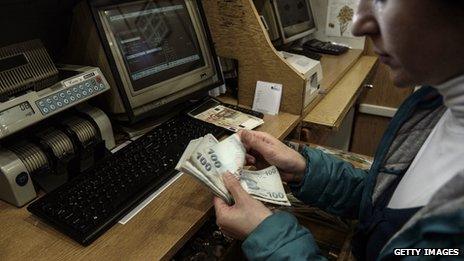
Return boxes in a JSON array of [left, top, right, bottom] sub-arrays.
[[222, 172, 250, 204], [245, 154, 256, 165], [240, 130, 273, 153]]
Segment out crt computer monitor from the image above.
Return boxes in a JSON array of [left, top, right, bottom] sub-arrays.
[[89, 0, 223, 122], [272, 0, 316, 44]]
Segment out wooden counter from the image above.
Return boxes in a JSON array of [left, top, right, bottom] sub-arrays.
[[0, 111, 299, 261], [303, 56, 379, 130], [0, 41, 376, 261], [320, 49, 364, 93]]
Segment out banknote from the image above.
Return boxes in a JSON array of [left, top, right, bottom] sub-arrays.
[[175, 138, 232, 203], [176, 134, 291, 206], [175, 138, 201, 171], [187, 135, 232, 201], [189, 136, 222, 180], [181, 161, 232, 203], [206, 134, 246, 176], [240, 166, 291, 206], [193, 105, 264, 132]]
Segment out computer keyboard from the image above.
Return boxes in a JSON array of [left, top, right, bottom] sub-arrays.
[[302, 39, 349, 55], [27, 113, 226, 246], [288, 47, 322, 61]]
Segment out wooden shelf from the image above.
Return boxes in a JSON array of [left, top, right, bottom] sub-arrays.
[[320, 49, 364, 93], [303, 56, 378, 130]]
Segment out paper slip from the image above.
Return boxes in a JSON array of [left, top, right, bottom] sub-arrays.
[[252, 81, 282, 115]]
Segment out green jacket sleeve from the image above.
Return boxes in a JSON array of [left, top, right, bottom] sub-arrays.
[[242, 211, 327, 261], [290, 147, 368, 219]]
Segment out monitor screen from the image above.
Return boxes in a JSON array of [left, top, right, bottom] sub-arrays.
[[102, 0, 206, 92], [274, 0, 316, 42]]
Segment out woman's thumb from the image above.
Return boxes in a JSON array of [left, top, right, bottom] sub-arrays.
[[223, 172, 248, 203]]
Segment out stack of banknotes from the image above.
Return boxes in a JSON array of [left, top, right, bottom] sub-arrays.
[[175, 134, 291, 206]]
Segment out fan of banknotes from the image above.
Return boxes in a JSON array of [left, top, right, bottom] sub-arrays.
[[175, 133, 291, 206]]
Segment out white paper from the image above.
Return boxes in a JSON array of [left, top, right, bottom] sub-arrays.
[[326, 0, 358, 38], [252, 81, 282, 116]]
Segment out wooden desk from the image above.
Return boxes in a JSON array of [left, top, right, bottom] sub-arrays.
[[0, 49, 376, 261], [0, 112, 300, 261]]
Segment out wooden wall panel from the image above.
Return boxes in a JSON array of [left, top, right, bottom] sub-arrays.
[[350, 113, 391, 156]]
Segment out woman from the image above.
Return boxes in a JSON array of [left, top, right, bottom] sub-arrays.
[[214, 0, 464, 259]]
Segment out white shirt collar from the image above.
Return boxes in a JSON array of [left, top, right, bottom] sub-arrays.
[[434, 74, 464, 126]]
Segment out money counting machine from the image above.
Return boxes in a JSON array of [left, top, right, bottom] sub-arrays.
[[0, 40, 115, 207]]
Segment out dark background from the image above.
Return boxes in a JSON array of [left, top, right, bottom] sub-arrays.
[[0, 0, 81, 60]]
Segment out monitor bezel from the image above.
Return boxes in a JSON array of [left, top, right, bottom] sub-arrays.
[[89, 0, 223, 122], [272, 0, 317, 44]]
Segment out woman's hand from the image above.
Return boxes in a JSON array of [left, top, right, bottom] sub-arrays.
[[239, 130, 307, 183], [214, 173, 272, 240]]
